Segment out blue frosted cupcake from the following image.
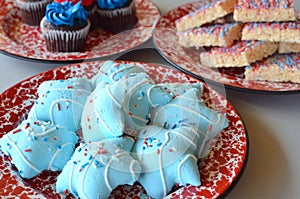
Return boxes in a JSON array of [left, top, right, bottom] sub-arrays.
[[96, 0, 137, 33], [40, 1, 91, 52]]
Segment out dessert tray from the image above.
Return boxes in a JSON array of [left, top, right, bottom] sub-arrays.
[[0, 0, 160, 62], [0, 60, 248, 198], [153, 1, 300, 93]]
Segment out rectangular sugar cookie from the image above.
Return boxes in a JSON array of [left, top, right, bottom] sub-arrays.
[[245, 53, 300, 83], [178, 23, 243, 47], [200, 40, 279, 67], [234, 0, 296, 22], [278, 42, 300, 53], [175, 0, 238, 32], [242, 21, 300, 43]]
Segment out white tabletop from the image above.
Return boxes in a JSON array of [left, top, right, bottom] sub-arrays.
[[1, 0, 300, 198]]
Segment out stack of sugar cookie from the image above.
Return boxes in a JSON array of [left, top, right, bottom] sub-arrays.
[[176, 0, 300, 83]]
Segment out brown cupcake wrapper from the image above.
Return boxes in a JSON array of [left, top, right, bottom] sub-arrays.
[[17, 0, 52, 26], [96, 0, 137, 33], [40, 17, 91, 52]]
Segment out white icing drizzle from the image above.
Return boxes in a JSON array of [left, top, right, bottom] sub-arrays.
[[147, 85, 164, 108], [49, 98, 85, 128], [94, 106, 116, 136], [80, 156, 92, 199], [41, 87, 91, 95], [103, 152, 129, 191], [177, 154, 197, 185], [109, 65, 137, 82], [124, 78, 151, 95], [139, 128, 199, 196], [154, 103, 223, 126], [106, 84, 122, 108], [158, 131, 170, 196], [78, 145, 136, 198], [24, 126, 57, 137], [121, 78, 155, 125], [5, 135, 41, 174], [130, 160, 139, 182], [47, 142, 75, 170]]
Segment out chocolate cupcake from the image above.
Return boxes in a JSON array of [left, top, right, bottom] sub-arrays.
[[96, 0, 138, 33], [54, 0, 98, 31], [40, 1, 90, 52], [17, 0, 52, 26]]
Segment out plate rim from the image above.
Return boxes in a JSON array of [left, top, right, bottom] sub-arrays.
[[0, 60, 249, 198], [152, 1, 300, 94], [0, 0, 160, 63]]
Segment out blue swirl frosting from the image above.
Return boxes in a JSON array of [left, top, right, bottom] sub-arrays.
[[97, 0, 130, 9], [46, 1, 88, 26]]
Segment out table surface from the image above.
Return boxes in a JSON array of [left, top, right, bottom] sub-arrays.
[[1, 0, 300, 198]]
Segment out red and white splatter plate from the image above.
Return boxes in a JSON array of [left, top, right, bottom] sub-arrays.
[[0, 61, 248, 198], [0, 0, 160, 63], [153, 0, 300, 93]]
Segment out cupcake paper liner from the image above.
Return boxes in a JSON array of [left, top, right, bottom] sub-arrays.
[[96, 0, 138, 33], [40, 17, 91, 52], [17, 0, 52, 26]]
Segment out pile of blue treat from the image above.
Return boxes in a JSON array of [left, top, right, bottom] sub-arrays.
[[0, 61, 228, 199]]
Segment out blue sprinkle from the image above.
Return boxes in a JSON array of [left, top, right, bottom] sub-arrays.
[[31, 136, 37, 141], [42, 137, 47, 142], [35, 101, 39, 104], [78, 147, 82, 152], [73, 161, 78, 165], [46, 91, 50, 94], [94, 160, 103, 168], [171, 124, 177, 129], [140, 91, 145, 97], [157, 143, 162, 147], [74, 191, 78, 197], [163, 122, 168, 128], [142, 146, 146, 150], [56, 145, 62, 149], [82, 162, 89, 169], [178, 119, 187, 123], [89, 155, 93, 161]]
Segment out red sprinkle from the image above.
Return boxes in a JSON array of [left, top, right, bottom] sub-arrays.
[[157, 149, 160, 154], [67, 86, 73, 89], [56, 103, 61, 111], [24, 123, 30, 129], [209, 124, 213, 132], [64, 189, 68, 195], [12, 129, 21, 134], [24, 149, 32, 153], [53, 136, 58, 141]]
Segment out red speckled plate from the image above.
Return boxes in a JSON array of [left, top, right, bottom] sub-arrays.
[[0, 61, 248, 198], [153, 1, 300, 93], [0, 0, 160, 63]]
